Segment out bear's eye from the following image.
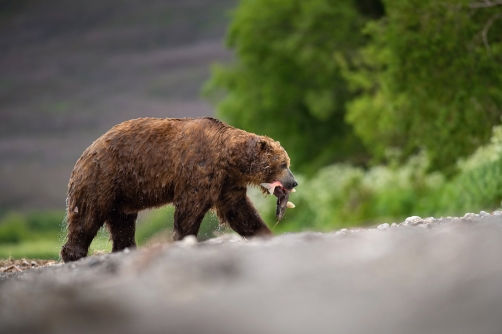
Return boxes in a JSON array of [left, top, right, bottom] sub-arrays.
[[280, 163, 287, 169]]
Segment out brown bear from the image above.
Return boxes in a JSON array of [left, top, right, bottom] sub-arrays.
[[61, 117, 298, 262]]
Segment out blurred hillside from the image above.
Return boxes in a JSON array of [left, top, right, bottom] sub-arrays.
[[0, 0, 236, 210]]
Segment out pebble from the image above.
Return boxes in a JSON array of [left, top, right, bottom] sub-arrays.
[[377, 223, 389, 231], [181, 235, 198, 245], [404, 216, 423, 226], [479, 211, 490, 217], [463, 212, 477, 219], [391, 223, 398, 228], [423, 217, 436, 224]]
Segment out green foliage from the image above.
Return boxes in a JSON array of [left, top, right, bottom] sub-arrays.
[[0, 213, 30, 244], [268, 153, 444, 231], [207, 0, 502, 174], [421, 158, 502, 216], [204, 0, 384, 174], [345, 0, 502, 171], [271, 126, 502, 232], [24, 211, 66, 232], [422, 125, 502, 215], [0, 211, 65, 259], [204, 0, 502, 234]]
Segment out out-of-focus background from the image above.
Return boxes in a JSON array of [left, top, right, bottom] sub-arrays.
[[1, 0, 502, 259]]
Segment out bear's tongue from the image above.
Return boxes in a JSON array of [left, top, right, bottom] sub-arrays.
[[260, 181, 290, 221], [261, 181, 284, 195]]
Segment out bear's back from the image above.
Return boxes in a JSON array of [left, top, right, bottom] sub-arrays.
[[67, 117, 244, 212]]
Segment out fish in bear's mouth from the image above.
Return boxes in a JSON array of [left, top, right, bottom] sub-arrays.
[[260, 181, 296, 221]]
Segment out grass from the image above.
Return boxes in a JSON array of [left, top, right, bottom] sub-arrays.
[[0, 223, 113, 260], [0, 205, 228, 260], [0, 240, 61, 260]]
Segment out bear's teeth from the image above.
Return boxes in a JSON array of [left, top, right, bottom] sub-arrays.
[[261, 182, 277, 194], [286, 202, 295, 208], [260, 183, 275, 195], [291, 188, 296, 193]]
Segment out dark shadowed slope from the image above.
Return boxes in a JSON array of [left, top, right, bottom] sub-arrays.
[[0, 0, 235, 210]]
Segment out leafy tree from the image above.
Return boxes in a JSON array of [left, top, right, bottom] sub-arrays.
[[204, 0, 383, 174], [345, 0, 502, 172], [206, 0, 502, 174]]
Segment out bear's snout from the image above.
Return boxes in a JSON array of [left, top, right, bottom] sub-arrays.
[[280, 168, 298, 190]]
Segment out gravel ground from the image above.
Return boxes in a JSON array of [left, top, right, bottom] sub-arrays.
[[1, 213, 502, 334]]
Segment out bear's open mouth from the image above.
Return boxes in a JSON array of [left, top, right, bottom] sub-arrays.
[[260, 181, 294, 221]]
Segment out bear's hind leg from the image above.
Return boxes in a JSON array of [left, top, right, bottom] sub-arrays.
[[107, 212, 138, 252], [61, 211, 104, 262]]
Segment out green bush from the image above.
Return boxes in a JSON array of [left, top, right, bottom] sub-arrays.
[[0, 213, 30, 244], [25, 211, 65, 232], [345, 0, 502, 172], [268, 153, 443, 232], [204, 0, 379, 175], [418, 126, 502, 216], [270, 126, 502, 232]]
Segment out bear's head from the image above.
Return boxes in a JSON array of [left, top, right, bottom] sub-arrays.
[[229, 133, 298, 220], [237, 135, 297, 192], [228, 133, 298, 191]]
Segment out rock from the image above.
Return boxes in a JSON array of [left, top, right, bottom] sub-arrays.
[[404, 216, 423, 226], [423, 217, 436, 224], [377, 223, 390, 231], [336, 228, 348, 235], [480, 211, 490, 217], [179, 235, 198, 247]]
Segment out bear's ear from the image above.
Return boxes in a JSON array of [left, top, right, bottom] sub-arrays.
[[256, 139, 269, 152]]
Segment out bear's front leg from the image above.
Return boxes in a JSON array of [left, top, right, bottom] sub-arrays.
[[216, 187, 272, 238], [172, 204, 211, 241]]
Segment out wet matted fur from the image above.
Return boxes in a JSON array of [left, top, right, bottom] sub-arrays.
[[61, 117, 297, 262]]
